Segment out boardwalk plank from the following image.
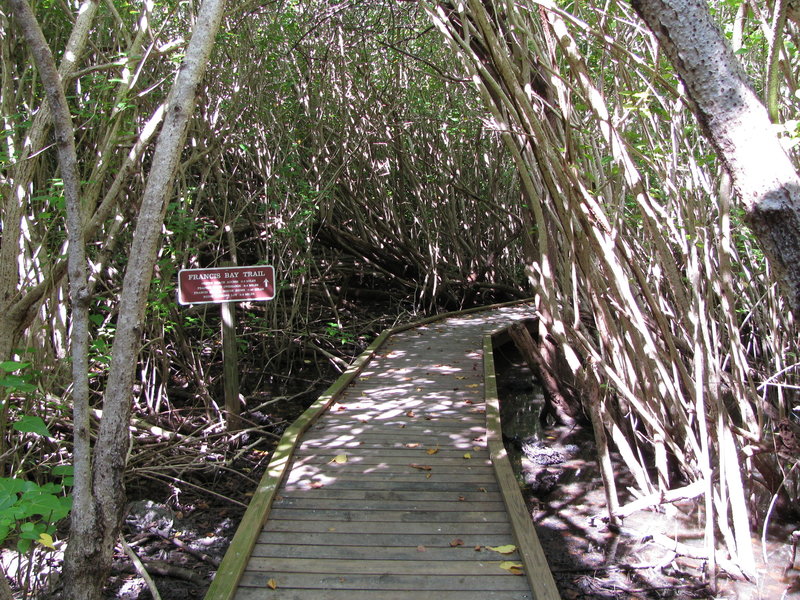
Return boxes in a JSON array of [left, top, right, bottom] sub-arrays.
[[207, 303, 558, 600], [261, 519, 513, 535], [238, 572, 530, 591], [271, 498, 505, 512], [254, 532, 517, 548], [267, 508, 510, 523], [234, 588, 532, 600]]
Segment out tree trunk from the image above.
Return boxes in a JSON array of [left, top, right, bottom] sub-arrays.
[[507, 321, 581, 426], [631, 0, 800, 318], [630, 0, 767, 576], [0, 0, 97, 362], [61, 0, 228, 598]]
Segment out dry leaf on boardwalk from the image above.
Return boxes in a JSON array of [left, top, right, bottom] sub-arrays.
[[499, 561, 524, 575], [409, 463, 432, 471], [486, 544, 516, 554]]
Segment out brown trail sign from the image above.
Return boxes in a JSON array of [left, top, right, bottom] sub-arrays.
[[177, 265, 276, 430], [178, 265, 275, 305]]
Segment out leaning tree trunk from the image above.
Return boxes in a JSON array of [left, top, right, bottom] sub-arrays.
[[628, 0, 796, 578], [61, 0, 227, 598], [631, 0, 800, 320]]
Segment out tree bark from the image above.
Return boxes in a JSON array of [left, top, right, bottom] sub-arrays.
[[61, 0, 228, 598], [0, 0, 98, 362], [631, 0, 800, 318], [507, 322, 581, 426]]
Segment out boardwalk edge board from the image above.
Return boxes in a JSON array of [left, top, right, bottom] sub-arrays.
[[484, 328, 561, 600], [204, 299, 560, 600]]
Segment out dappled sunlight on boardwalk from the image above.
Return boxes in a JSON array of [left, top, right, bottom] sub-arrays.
[[207, 303, 558, 600]]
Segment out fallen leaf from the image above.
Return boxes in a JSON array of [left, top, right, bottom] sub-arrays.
[[467, 383, 480, 388], [450, 538, 464, 547], [477, 487, 487, 493], [487, 544, 517, 554], [456, 376, 467, 380], [474, 545, 482, 551], [499, 561, 524, 575], [409, 463, 432, 470], [331, 454, 348, 464], [406, 411, 416, 418], [417, 545, 427, 552], [425, 472, 432, 479], [426, 446, 440, 455], [473, 445, 481, 451], [463, 452, 472, 459], [266, 578, 278, 590], [458, 496, 466, 501]]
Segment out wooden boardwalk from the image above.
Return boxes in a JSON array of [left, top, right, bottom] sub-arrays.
[[206, 303, 560, 600]]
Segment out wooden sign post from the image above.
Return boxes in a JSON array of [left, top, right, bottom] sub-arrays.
[[178, 265, 275, 430]]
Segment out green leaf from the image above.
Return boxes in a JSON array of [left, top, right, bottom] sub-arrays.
[[51, 465, 74, 477], [13, 416, 52, 438], [0, 361, 30, 372]]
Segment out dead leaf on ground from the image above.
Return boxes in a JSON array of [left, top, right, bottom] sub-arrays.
[[417, 545, 427, 552], [330, 454, 348, 464], [426, 446, 440, 455], [406, 410, 416, 418], [409, 463, 432, 471], [450, 538, 464, 547], [499, 561, 524, 575], [266, 578, 278, 590], [487, 544, 517, 554], [463, 452, 472, 459]]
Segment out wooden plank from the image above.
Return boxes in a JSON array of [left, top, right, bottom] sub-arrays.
[[234, 587, 532, 600], [243, 557, 527, 577], [293, 447, 488, 458], [206, 301, 546, 600], [261, 519, 513, 535], [267, 508, 511, 523], [271, 497, 506, 512], [283, 472, 496, 484], [204, 329, 393, 600], [484, 332, 561, 600], [283, 479, 499, 492], [250, 543, 523, 561], [275, 488, 504, 502], [289, 456, 491, 469], [238, 572, 531, 591], [255, 531, 517, 548]]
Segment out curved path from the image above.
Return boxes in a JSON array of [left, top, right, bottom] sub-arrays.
[[206, 302, 559, 600]]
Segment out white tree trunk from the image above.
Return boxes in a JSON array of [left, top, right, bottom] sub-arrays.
[[632, 0, 800, 319], [61, 0, 228, 597]]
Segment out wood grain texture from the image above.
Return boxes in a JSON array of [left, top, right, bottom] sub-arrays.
[[205, 301, 558, 600]]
